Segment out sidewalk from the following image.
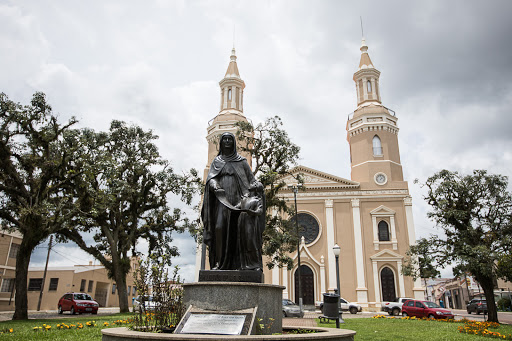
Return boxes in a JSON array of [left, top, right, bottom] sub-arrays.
[[0, 307, 122, 322]]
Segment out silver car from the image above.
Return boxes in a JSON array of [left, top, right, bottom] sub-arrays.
[[282, 299, 304, 317]]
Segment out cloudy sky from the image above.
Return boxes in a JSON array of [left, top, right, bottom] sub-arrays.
[[2, 1, 511, 282]]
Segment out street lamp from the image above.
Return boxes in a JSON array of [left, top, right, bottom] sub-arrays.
[[288, 183, 304, 314], [333, 243, 343, 328]]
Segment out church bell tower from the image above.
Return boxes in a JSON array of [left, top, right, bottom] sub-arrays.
[[346, 38, 404, 188], [204, 48, 251, 180]]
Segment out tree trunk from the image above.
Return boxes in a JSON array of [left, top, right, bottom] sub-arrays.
[[114, 266, 129, 313], [478, 275, 499, 323], [12, 238, 36, 320]]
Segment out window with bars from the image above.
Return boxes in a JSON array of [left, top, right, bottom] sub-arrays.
[[88, 280, 93, 293], [80, 279, 86, 292], [112, 284, 116, 294], [49, 278, 59, 291], [378, 221, 390, 241], [0, 278, 14, 292], [28, 278, 43, 291], [9, 243, 20, 258]]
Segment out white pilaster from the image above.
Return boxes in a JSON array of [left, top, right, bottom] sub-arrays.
[[397, 260, 406, 297], [282, 267, 289, 299], [370, 78, 376, 100], [355, 82, 360, 104], [231, 87, 237, 108], [351, 198, 368, 305], [320, 256, 326, 298], [390, 216, 398, 250], [223, 86, 228, 108], [239, 88, 243, 111], [372, 216, 379, 250], [372, 261, 380, 306], [404, 196, 424, 298], [272, 265, 279, 286], [362, 77, 368, 101], [325, 199, 337, 292]]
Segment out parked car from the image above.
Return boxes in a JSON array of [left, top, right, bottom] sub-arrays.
[[58, 292, 99, 315], [317, 297, 362, 314], [467, 299, 487, 315], [401, 299, 454, 319], [282, 299, 304, 318], [132, 295, 158, 312], [381, 297, 414, 316]]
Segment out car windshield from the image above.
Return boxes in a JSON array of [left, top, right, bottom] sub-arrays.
[[74, 294, 92, 300], [424, 301, 440, 308], [282, 300, 295, 306]]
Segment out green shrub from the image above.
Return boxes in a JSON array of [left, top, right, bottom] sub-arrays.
[[497, 297, 511, 311]]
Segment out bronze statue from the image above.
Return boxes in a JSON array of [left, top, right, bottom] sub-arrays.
[[201, 132, 265, 271]]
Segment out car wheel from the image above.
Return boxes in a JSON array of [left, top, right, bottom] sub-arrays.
[[467, 310, 471, 314], [70, 306, 76, 315], [392, 308, 400, 316], [428, 314, 435, 319], [282, 311, 286, 317], [476, 310, 480, 315], [92, 311, 98, 315], [58, 306, 63, 314], [350, 307, 358, 314], [402, 312, 408, 317]]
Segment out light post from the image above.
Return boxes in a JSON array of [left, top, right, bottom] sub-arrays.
[[333, 244, 343, 328], [288, 183, 304, 314]]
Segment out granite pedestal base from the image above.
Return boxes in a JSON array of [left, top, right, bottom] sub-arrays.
[[182, 282, 284, 335]]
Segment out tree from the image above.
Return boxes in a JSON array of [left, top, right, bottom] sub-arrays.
[[402, 239, 441, 300], [235, 116, 301, 269], [0, 92, 82, 320], [407, 169, 512, 322], [58, 121, 200, 313]]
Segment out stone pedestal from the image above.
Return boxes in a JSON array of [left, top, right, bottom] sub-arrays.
[[198, 270, 263, 283], [183, 282, 284, 335]]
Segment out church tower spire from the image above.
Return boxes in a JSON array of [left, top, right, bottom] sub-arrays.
[[346, 38, 404, 187], [204, 48, 251, 180]]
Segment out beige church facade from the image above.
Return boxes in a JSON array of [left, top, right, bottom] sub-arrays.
[[195, 40, 423, 310]]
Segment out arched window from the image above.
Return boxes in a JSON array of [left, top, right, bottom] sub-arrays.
[[228, 89, 232, 101], [367, 80, 372, 92], [373, 135, 383, 156], [378, 221, 390, 241]]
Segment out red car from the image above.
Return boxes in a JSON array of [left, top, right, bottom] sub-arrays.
[[401, 299, 454, 319], [58, 292, 99, 315]]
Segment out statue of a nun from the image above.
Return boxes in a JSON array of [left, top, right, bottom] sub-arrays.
[[201, 132, 265, 271]]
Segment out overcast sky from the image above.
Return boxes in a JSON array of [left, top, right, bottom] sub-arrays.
[[2, 1, 511, 282]]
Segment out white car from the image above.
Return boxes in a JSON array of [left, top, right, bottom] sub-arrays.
[[132, 295, 158, 312], [317, 296, 362, 314]]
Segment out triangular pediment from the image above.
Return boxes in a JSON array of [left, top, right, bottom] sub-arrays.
[[370, 205, 396, 215], [370, 249, 403, 260], [280, 165, 359, 189]]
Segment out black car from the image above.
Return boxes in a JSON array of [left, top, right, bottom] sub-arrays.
[[467, 299, 487, 314]]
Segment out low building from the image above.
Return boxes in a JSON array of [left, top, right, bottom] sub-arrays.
[[0, 230, 22, 311], [27, 259, 138, 311]]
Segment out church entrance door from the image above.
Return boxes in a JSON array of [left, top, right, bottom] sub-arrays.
[[295, 265, 314, 305], [380, 267, 396, 302]]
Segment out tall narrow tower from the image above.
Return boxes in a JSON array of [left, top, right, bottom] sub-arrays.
[[204, 48, 251, 180], [346, 38, 404, 188]]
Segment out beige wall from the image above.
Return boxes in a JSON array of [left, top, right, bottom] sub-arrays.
[[0, 231, 21, 311]]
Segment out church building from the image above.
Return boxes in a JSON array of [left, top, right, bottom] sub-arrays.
[[196, 39, 424, 310]]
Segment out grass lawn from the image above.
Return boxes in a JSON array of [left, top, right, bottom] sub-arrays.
[[0, 313, 132, 341], [317, 317, 512, 341]]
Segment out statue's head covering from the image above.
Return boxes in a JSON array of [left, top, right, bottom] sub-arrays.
[[218, 132, 243, 162]]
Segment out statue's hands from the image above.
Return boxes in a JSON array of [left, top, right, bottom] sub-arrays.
[[210, 180, 221, 191]]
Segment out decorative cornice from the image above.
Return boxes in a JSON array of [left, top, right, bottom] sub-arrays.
[[280, 189, 409, 199]]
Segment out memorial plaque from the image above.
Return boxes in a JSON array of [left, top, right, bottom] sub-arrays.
[[180, 314, 245, 335], [175, 306, 257, 335]]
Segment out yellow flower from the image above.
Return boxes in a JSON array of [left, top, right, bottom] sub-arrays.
[[9, 329, 13, 333]]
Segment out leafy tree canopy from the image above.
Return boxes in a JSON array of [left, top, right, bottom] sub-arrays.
[[235, 116, 302, 269], [0, 92, 81, 319], [406, 169, 512, 323]]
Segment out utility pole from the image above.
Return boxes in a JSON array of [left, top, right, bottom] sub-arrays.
[[37, 235, 53, 311]]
